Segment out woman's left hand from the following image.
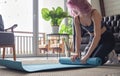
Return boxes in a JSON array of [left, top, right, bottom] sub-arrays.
[[81, 55, 89, 64]]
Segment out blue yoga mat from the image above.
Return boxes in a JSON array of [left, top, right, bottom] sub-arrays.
[[59, 57, 102, 65], [0, 57, 101, 72]]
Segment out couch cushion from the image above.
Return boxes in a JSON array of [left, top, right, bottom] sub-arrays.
[[0, 32, 14, 45], [113, 33, 120, 42], [0, 15, 4, 31]]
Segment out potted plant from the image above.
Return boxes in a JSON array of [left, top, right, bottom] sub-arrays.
[[59, 18, 73, 35], [41, 6, 71, 33]]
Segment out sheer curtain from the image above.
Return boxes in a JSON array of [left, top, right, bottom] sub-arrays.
[[0, 0, 33, 32]]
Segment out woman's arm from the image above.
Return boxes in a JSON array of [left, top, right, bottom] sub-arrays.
[[82, 10, 102, 61], [73, 16, 82, 57]]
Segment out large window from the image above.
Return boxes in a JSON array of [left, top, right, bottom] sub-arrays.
[[0, 0, 66, 33], [0, 0, 33, 32]]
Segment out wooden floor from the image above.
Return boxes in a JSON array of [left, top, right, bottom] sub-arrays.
[[0, 57, 120, 76]]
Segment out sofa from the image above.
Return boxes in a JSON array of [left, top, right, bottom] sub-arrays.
[[102, 14, 120, 54], [79, 14, 120, 55]]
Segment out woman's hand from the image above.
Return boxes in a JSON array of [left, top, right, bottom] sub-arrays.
[[71, 53, 80, 62], [81, 55, 89, 64], [71, 53, 90, 64]]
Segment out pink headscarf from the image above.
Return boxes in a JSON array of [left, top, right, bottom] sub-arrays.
[[67, 0, 92, 16]]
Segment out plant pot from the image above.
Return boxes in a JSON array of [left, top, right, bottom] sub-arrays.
[[51, 26, 59, 34]]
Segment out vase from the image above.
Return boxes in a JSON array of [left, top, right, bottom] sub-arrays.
[[51, 26, 59, 34]]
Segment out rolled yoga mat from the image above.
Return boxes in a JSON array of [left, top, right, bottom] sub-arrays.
[[59, 57, 102, 65], [0, 57, 101, 72]]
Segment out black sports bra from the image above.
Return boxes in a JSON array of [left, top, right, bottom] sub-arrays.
[[78, 9, 105, 33], [80, 21, 94, 33], [80, 20, 105, 33]]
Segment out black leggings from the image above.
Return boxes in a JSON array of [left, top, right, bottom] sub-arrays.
[[90, 30, 115, 64]]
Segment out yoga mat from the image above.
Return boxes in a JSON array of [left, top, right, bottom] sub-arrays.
[[59, 57, 102, 65], [0, 57, 101, 72]]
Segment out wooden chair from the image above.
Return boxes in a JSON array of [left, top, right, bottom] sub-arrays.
[[0, 14, 17, 61]]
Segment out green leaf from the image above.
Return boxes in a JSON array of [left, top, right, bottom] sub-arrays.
[[41, 8, 50, 21], [41, 6, 71, 26]]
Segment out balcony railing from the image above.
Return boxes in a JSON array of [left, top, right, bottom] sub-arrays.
[[0, 31, 46, 57], [0, 31, 73, 58]]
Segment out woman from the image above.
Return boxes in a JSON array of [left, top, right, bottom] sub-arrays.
[[66, 0, 115, 64]]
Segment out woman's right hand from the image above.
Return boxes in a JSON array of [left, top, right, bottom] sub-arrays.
[[71, 54, 80, 62]]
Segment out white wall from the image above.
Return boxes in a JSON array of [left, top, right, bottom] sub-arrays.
[[91, 0, 101, 15], [104, 0, 120, 16], [91, 0, 120, 16]]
